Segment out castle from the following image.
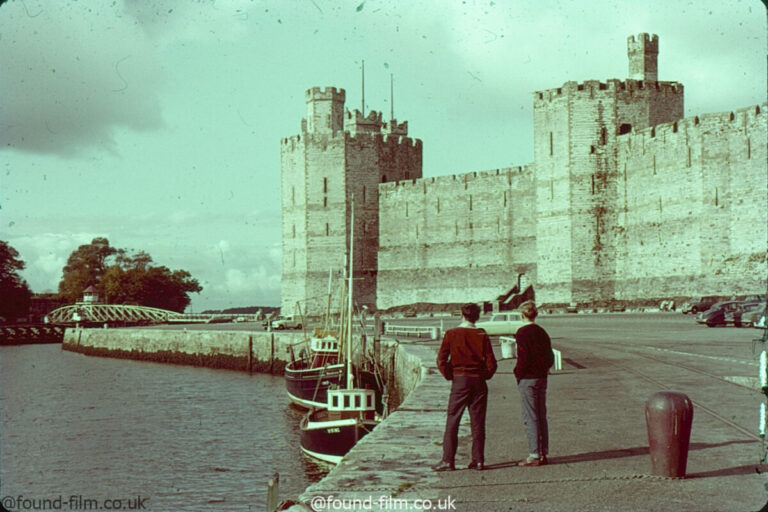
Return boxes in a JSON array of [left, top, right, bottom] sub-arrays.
[[280, 34, 767, 315]]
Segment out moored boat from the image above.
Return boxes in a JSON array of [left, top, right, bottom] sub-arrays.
[[285, 334, 345, 409], [299, 388, 378, 464]]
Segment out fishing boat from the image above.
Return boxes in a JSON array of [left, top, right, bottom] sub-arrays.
[[284, 333, 345, 409], [299, 197, 380, 464]]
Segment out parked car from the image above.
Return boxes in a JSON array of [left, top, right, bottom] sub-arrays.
[[681, 296, 720, 314], [696, 301, 759, 327], [742, 303, 767, 328], [476, 312, 526, 335], [270, 315, 303, 330]]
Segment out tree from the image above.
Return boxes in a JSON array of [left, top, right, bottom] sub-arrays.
[[0, 241, 33, 321], [58, 237, 118, 304], [59, 239, 202, 312]]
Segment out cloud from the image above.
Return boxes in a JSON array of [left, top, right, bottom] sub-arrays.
[[5, 232, 105, 293], [0, 1, 165, 156]]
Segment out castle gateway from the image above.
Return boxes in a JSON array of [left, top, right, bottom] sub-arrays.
[[281, 34, 767, 315]]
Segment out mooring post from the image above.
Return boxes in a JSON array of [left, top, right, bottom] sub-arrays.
[[266, 472, 279, 511], [247, 335, 253, 374], [269, 331, 275, 374]]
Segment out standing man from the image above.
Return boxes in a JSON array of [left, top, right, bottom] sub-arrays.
[[433, 303, 497, 471], [514, 300, 554, 466]]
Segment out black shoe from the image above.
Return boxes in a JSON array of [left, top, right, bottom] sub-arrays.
[[467, 461, 484, 471], [431, 460, 455, 472]]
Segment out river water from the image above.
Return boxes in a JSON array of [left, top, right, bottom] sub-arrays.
[[0, 344, 328, 511]]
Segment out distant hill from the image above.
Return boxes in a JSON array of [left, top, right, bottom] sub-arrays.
[[201, 306, 280, 315]]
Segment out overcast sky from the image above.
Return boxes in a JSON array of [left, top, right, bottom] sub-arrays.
[[1, 0, 765, 312]]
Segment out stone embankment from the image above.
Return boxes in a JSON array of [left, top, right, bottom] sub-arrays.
[[61, 327, 301, 374]]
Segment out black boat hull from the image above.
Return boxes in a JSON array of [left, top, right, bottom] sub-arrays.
[[299, 412, 377, 464], [284, 361, 345, 409]]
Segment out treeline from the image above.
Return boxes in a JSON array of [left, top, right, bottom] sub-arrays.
[[58, 238, 202, 313], [201, 306, 279, 315]]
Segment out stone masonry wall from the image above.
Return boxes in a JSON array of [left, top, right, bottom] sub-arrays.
[[377, 166, 536, 308], [615, 104, 768, 298]]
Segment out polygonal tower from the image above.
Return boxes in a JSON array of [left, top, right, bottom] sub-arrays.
[[532, 33, 684, 306], [280, 87, 422, 316], [627, 33, 658, 82]]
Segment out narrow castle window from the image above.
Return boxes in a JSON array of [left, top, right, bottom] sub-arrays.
[[323, 196, 327, 208], [687, 147, 692, 167], [326, 223, 329, 236], [382, 174, 387, 183], [291, 186, 295, 205], [599, 127, 607, 145], [405, 202, 408, 217], [591, 175, 595, 194], [619, 124, 632, 135], [550, 180, 554, 200], [714, 188, 719, 207], [362, 186, 366, 202], [323, 177, 327, 194], [747, 138, 751, 159], [436, 198, 440, 213], [469, 195, 473, 211], [503, 191, 507, 207], [549, 132, 553, 156]]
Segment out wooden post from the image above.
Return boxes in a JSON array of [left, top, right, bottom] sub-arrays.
[[266, 472, 279, 511], [373, 312, 381, 364], [270, 332, 275, 374], [247, 335, 253, 374]]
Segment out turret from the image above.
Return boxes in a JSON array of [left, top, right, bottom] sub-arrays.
[[305, 87, 345, 135], [628, 33, 659, 81]]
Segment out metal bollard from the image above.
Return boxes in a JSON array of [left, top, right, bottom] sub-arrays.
[[645, 391, 694, 477]]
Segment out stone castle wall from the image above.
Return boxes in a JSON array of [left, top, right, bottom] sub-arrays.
[[377, 166, 536, 308], [614, 104, 767, 299]]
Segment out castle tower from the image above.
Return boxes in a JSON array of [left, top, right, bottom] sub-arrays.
[[628, 33, 658, 82], [281, 87, 422, 316], [532, 34, 683, 306], [306, 87, 345, 134]]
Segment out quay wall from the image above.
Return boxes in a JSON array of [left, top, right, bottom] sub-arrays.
[[61, 328, 301, 374]]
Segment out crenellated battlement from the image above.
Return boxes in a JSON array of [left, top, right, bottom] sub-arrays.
[[378, 164, 531, 193], [533, 79, 682, 105], [627, 33, 659, 55], [305, 86, 346, 102]]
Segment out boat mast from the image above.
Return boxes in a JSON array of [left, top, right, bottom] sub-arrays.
[[347, 196, 355, 390]]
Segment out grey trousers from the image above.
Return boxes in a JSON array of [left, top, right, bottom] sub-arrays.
[[517, 378, 548, 456], [442, 376, 488, 464]]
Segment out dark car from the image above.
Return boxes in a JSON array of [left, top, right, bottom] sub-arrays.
[[696, 301, 760, 327], [682, 296, 720, 314]]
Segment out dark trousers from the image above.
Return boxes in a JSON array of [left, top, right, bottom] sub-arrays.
[[441, 376, 488, 463], [518, 378, 548, 456]]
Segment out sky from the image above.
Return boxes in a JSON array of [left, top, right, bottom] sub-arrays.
[[1, 0, 765, 312]]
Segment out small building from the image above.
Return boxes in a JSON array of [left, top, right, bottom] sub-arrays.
[[82, 286, 99, 304]]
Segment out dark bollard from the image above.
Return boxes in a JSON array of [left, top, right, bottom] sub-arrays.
[[645, 391, 694, 478]]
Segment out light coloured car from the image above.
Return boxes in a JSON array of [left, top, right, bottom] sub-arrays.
[[271, 315, 303, 330], [476, 312, 526, 335]]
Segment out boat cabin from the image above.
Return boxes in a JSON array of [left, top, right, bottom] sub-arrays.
[[326, 388, 376, 420]]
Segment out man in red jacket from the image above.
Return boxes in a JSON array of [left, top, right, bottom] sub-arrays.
[[432, 303, 498, 471]]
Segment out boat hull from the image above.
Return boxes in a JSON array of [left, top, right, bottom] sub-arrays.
[[284, 361, 345, 409], [299, 411, 378, 464]]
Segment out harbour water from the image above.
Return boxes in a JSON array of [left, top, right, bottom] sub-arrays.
[[0, 344, 328, 511]]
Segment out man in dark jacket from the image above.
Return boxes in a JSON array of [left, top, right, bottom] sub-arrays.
[[432, 303, 498, 471], [513, 300, 554, 466]]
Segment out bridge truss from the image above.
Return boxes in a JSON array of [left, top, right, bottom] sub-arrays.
[[46, 304, 179, 325]]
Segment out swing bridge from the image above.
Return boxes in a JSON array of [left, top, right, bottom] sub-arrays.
[[44, 303, 260, 325]]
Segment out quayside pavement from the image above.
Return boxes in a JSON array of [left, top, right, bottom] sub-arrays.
[[294, 314, 768, 512]]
